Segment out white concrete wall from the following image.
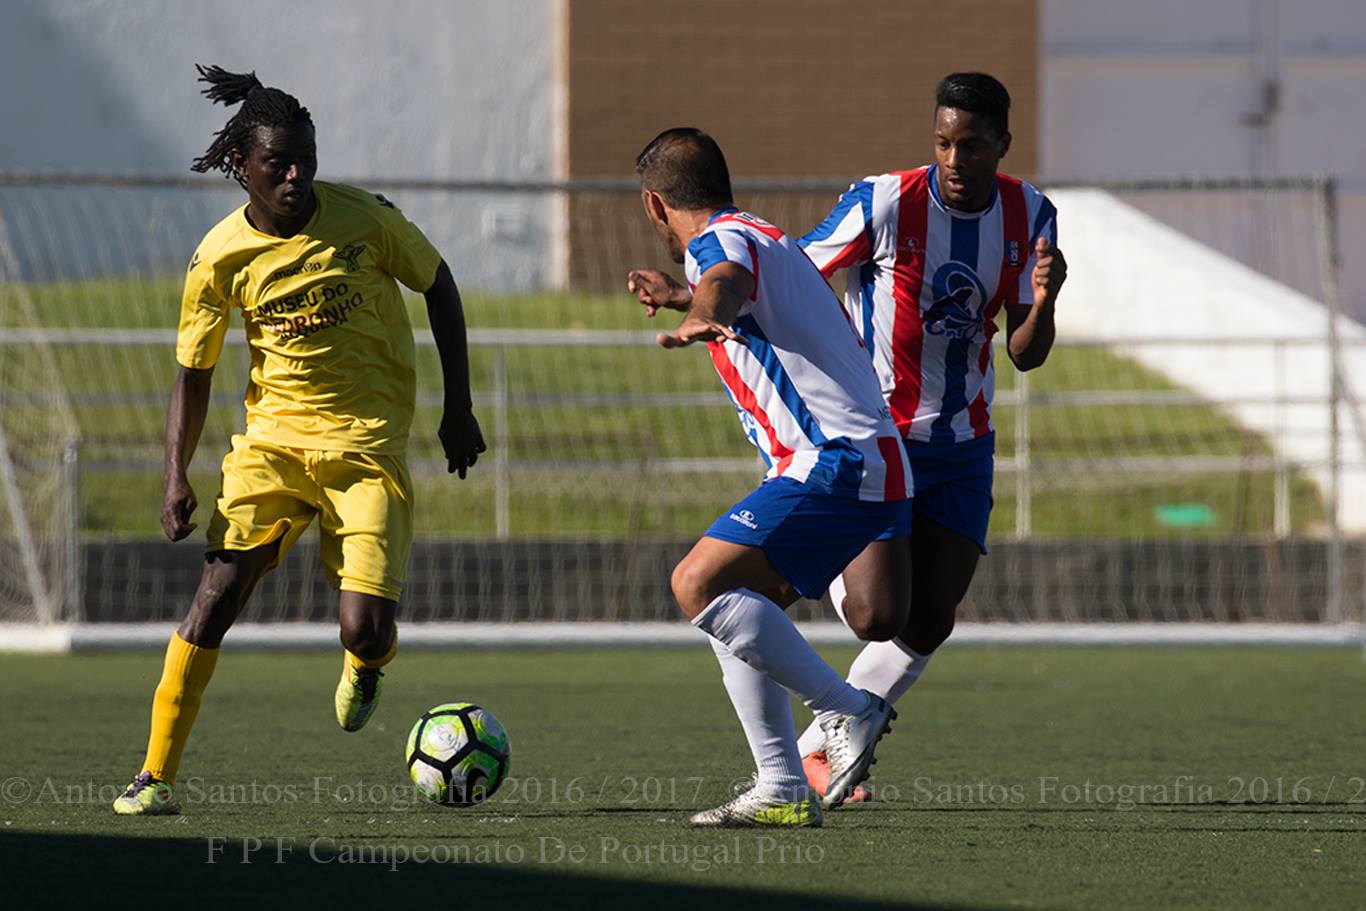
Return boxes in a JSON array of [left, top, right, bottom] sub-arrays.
[[1042, 0, 1366, 324], [0, 0, 557, 291], [1052, 188, 1366, 532]]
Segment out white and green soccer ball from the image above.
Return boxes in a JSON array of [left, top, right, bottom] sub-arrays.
[[405, 702, 511, 806]]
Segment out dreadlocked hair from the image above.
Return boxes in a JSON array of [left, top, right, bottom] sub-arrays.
[[191, 64, 313, 186]]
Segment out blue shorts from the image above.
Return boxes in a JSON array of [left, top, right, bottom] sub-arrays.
[[877, 433, 995, 553], [704, 477, 914, 600]]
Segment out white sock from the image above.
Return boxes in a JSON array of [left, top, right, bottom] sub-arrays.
[[708, 638, 806, 801], [828, 573, 849, 627], [795, 638, 932, 756], [693, 588, 866, 717]]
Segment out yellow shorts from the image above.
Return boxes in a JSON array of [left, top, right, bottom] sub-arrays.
[[206, 435, 413, 601]]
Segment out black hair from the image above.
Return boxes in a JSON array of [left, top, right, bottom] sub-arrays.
[[634, 127, 733, 211], [935, 72, 1010, 139], [191, 65, 313, 187]]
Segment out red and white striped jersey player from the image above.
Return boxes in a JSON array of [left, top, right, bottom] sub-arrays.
[[788, 72, 1068, 798]]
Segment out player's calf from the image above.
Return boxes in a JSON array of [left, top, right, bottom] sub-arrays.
[[899, 608, 956, 655]]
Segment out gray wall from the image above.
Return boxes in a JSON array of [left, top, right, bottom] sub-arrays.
[[0, 0, 557, 291], [1041, 0, 1366, 322]]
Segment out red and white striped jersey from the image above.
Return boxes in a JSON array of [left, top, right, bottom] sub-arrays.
[[800, 167, 1057, 443], [684, 208, 911, 502]]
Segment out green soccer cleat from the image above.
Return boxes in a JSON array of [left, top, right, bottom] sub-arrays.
[[112, 771, 178, 816], [335, 658, 384, 732], [687, 788, 822, 828]]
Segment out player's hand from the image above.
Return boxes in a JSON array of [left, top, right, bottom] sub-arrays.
[[161, 474, 198, 541], [627, 269, 691, 317], [656, 313, 747, 349], [439, 407, 486, 479], [1031, 237, 1067, 308]]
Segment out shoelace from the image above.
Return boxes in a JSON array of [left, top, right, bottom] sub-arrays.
[[355, 667, 383, 702], [125, 771, 155, 797]]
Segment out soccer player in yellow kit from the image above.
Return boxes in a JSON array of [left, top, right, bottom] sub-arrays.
[[113, 66, 485, 815]]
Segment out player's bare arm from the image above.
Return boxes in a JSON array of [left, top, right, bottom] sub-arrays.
[[655, 261, 753, 349], [425, 259, 486, 478], [626, 268, 692, 316], [1005, 237, 1067, 371], [161, 365, 214, 541]]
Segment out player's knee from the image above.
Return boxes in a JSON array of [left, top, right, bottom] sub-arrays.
[[181, 569, 251, 646], [670, 557, 719, 619], [842, 593, 905, 642], [339, 615, 392, 659], [841, 584, 907, 641], [191, 569, 250, 615]]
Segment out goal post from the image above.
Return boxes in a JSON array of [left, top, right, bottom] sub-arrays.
[[0, 211, 81, 624]]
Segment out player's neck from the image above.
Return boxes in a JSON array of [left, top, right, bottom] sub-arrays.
[[672, 208, 719, 248], [245, 193, 317, 238]]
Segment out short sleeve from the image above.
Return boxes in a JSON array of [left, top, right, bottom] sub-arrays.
[[1017, 194, 1058, 305], [684, 227, 755, 287], [370, 193, 443, 292], [798, 180, 875, 277], [175, 247, 230, 370]]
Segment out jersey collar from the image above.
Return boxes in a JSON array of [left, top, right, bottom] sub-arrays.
[[707, 206, 740, 224]]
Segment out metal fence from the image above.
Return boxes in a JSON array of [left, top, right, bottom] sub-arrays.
[[1, 173, 1363, 627]]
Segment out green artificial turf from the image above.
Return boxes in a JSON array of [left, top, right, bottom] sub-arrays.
[[1, 646, 1362, 909]]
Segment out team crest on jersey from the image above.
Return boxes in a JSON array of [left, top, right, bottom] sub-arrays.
[[924, 261, 988, 340], [1007, 240, 1022, 267], [333, 244, 366, 273]]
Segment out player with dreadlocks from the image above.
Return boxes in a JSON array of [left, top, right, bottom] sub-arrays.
[[113, 65, 486, 815]]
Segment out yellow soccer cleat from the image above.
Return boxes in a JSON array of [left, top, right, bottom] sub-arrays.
[[335, 657, 384, 732], [112, 771, 178, 816], [687, 788, 822, 828]]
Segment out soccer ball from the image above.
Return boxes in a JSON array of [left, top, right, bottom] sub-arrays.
[[405, 702, 511, 806]]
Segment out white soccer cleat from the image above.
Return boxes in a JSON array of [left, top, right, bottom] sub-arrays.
[[818, 690, 895, 810], [687, 787, 822, 828]]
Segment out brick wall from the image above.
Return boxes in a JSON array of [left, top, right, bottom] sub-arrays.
[[563, 0, 1038, 288]]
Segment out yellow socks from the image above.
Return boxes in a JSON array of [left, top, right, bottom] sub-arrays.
[[346, 633, 397, 671], [142, 632, 219, 782]]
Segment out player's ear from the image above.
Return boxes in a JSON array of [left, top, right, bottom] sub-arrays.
[[228, 148, 247, 182], [998, 130, 1012, 160], [642, 190, 668, 224]]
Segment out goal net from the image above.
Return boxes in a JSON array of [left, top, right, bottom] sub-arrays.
[[0, 174, 1360, 641]]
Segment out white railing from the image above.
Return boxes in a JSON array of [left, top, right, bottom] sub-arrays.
[[3, 327, 1362, 545]]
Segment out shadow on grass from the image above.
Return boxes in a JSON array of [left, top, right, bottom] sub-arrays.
[[5, 831, 1000, 911]]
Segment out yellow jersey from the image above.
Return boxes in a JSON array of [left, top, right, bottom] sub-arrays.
[[176, 181, 441, 453]]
